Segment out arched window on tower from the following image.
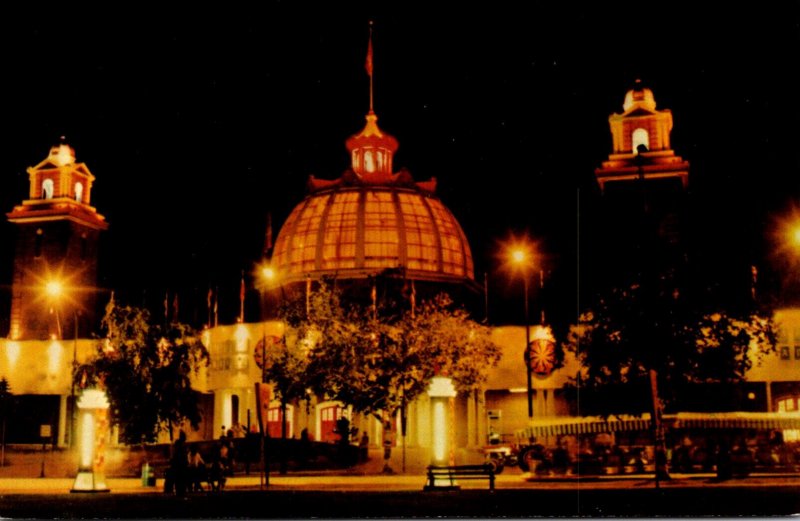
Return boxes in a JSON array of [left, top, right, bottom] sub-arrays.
[[35, 228, 43, 258], [632, 128, 649, 154], [42, 179, 54, 199], [74, 182, 84, 203]]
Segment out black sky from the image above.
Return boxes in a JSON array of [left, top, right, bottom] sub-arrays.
[[0, 3, 798, 328]]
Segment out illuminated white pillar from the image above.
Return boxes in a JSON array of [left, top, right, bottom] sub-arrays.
[[427, 376, 457, 470], [71, 388, 110, 493], [57, 394, 68, 448]]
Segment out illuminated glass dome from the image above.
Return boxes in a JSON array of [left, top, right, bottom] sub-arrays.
[[272, 111, 474, 285]]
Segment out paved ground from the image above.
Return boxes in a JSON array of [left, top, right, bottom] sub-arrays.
[[1, 475, 800, 518], [2, 448, 800, 517]]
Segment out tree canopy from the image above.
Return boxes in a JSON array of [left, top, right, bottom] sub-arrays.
[[566, 276, 776, 417], [77, 302, 209, 444], [268, 281, 500, 423]]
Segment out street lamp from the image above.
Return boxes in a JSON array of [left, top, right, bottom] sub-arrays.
[[45, 280, 64, 339], [508, 241, 535, 419], [44, 279, 80, 448]]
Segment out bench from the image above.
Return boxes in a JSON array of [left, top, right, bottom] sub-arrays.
[[424, 464, 495, 491]]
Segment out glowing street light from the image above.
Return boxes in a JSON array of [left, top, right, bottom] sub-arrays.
[[44, 279, 65, 340], [43, 278, 81, 448], [507, 240, 535, 419], [45, 280, 63, 298]]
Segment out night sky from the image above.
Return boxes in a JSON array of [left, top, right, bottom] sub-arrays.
[[0, 4, 798, 328]]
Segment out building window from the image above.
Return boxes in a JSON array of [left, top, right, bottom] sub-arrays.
[[42, 179, 54, 199], [632, 128, 649, 154], [781, 346, 791, 360], [74, 182, 83, 203], [778, 397, 798, 412]]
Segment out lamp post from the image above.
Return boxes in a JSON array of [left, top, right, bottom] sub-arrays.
[[256, 263, 283, 486], [45, 280, 79, 448], [509, 245, 534, 419]]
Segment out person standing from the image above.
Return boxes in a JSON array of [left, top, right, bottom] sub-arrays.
[[167, 431, 188, 496], [359, 431, 370, 463], [382, 422, 395, 474], [188, 445, 206, 492]]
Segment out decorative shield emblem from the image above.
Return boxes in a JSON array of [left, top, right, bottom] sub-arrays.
[[528, 338, 556, 376]]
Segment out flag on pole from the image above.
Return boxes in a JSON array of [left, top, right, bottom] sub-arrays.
[[365, 25, 373, 77], [173, 293, 179, 322], [305, 275, 312, 317], [239, 272, 246, 323], [264, 212, 273, 258], [213, 286, 219, 327], [366, 20, 374, 112], [410, 280, 416, 318], [207, 287, 213, 328], [371, 279, 377, 320], [105, 290, 115, 316]]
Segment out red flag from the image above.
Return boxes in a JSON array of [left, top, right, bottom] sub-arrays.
[[207, 287, 213, 328], [264, 212, 273, 256], [365, 28, 373, 77], [213, 286, 219, 327], [371, 280, 377, 320], [305, 275, 312, 317], [410, 280, 416, 318]]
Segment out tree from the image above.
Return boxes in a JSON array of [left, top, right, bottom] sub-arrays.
[[566, 279, 777, 417], [298, 283, 500, 424], [77, 303, 209, 444]]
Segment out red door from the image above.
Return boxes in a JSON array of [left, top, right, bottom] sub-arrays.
[[320, 405, 342, 443], [267, 406, 292, 438]]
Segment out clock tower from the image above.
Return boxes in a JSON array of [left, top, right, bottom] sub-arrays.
[[594, 80, 690, 284], [6, 141, 108, 340]]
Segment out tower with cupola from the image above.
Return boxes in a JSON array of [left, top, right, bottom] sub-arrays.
[[593, 80, 690, 285], [6, 141, 108, 340]]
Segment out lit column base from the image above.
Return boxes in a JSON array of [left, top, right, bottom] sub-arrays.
[[71, 471, 109, 493]]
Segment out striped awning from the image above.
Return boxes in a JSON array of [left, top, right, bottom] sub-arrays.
[[665, 412, 800, 430], [516, 415, 652, 440], [515, 412, 800, 440]]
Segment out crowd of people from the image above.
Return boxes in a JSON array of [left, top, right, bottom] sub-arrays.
[[163, 428, 238, 495]]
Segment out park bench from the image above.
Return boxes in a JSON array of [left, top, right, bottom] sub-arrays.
[[424, 464, 495, 491]]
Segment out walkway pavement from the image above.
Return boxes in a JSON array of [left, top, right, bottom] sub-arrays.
[[2, 447, 800, 495], [3, 469, 800, 495]]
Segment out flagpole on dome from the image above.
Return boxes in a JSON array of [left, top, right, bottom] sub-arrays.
[[264, 212, 274, 260], [240, 271, 246, 323], [366, 20, 374, 113], [214, 286, 219, 327], [206, 286, 213, 329]]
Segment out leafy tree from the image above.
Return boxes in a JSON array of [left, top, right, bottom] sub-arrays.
[[566, 279, 776, 417], [77, 303, 209, 444], [294, 282, 500, 424]]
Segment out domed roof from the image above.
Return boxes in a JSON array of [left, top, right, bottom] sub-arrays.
[[272, 112, 474, 285]]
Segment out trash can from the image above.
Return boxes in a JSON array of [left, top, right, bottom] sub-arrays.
[[141, 462, 156, 487]]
